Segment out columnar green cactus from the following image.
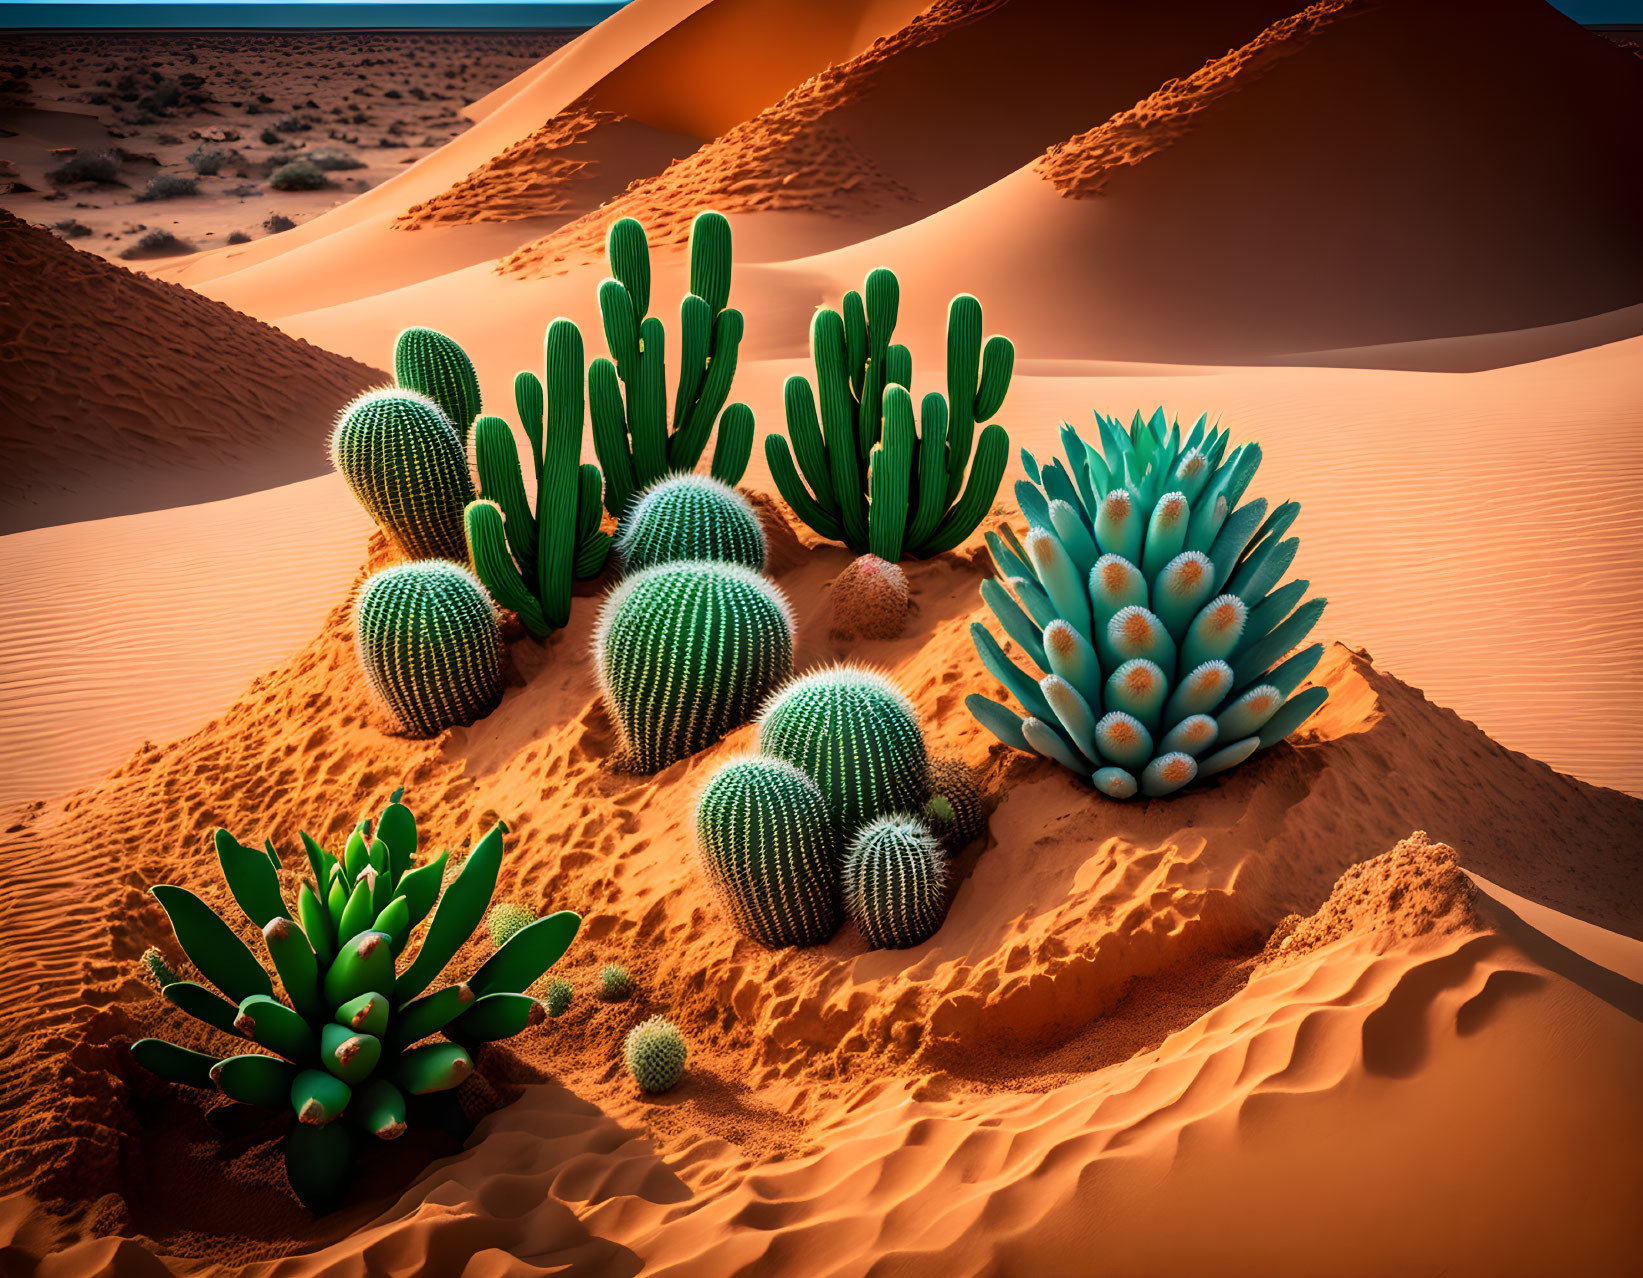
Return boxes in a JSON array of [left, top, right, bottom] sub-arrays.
[[463, 318, 612, 640], [354, 561, 503, 738], [394, 326, 482, 447], [590, 211, 755, 521], [968, 410, 1329, 799], [756, 666, 928, 836], [767, 272, 1014, 561], [841, 815, 948, 949], [331, 388, 475, 562], [595, 561, 795, 772], [624, 1016, 687, 1093], [599, 963, 633, 1002], [694, 754, 841, 947], [130, 792, 580, 1211], [614, 473, 765, 573]]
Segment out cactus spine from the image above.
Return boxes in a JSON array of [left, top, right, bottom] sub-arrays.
[[595, 562, 795, 773], [354, 561, 503, 738], [624, 1016, 688, 1093], [842, 815, 949, 949], [590, 212, 754, 522], [767, 272, 1014, 561], [614, 473, 766, 573], [393, 326, 482, 446], [331, 388, 475, 562]]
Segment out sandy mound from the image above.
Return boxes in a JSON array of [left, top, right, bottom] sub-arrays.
[[0, 211, 381, 531]]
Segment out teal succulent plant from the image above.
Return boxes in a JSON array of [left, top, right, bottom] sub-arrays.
[[130, 792, 579, 1212], [767, 272, 1014, 561], [967, 410, 1328, 799], [624, 1016, 687, 1094], [613, 473, 765, 574], [590, 212, 754, 522], [394, 326, 482, 447], [841, 815, 948, 949]]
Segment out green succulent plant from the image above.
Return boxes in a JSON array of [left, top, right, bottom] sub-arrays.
[[544, 976, 573, 1018], [613, 473, 765, 574], [464, 317, 613, 640], [842, 815, 949, 949], [767, 272, 1013, 562], [130, 791, 580, 1211], [968, 410, 1329, 799], [624, 1016, 687, 1094], [394, 326, 482, 447], [598, 963, 633, 1002], [590, 212, 754, 522]]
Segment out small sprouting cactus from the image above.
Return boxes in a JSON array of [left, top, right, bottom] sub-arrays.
[[695, 754, 840, 948], [924, 756, 986, 852], [393, 326, 482, 446], [599, 963, 633, 1002], [614, 473, 765, 574], [757, 666, 928, 837], [624, 1015, 687, 1093], [830, 554, 909, 640], [331, 388, 475, 562], [544, 976, 573, 1017], [354, 561, 503, 738], [842, 815, 948, 949], [141, 945, 178, 990], [595, 561, 795, 772], [487, 901, 534, 948]]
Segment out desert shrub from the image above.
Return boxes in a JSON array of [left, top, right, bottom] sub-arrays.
[[186, 146, 240, 175], [52, 219, 92, 239], [120, 228, 192, 258], [259, 126, 281, 145], [274, 115, 308, 133], [226, 230, 251, 244], [263, 212, 295, 233], [138, 173, 198, 200], [306, 147, 365, 171], [269, 159, 329, 191], [136, 78, 180, 114], [48, 150, 120, 184]]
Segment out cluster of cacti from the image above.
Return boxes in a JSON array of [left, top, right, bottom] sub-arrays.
[[841, 816, 948, 949], [830, 554, 910, 640], [767, 270, 1014, 562], [394, 326, 483, 447], [353, 561, 503, 738], [464, 318, 613, 640], [595, 561, 795, 772], [624, 1016, 687, 1094], [614, 473, 765, 574], [130, 792, 580, 1211], [331, 387, 475, 562], [486, 902, 534, 948], [591, 212, 754, 521], [544, 976, 573, 1018], [924, 755, 986, 852], [598, 964, 633, 1002], [968, 410, 1329, 798]]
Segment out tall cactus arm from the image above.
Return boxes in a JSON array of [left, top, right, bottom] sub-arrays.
[[767, 435, 846, 543], [538, 319, 584, 631], [590, 357, 636, 519], [711, 403, 755, 488], [917, 423, 1009, 556]]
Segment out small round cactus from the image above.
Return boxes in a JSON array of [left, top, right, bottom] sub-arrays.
[[924, 756, 986, 852], [595, 561, 795, 772], [354, 561, 503, 738], [614, 473, 766, 574], [393, 326, 482, 446], [140, 945, 178, 990], [599, 963, 633, 1002], [544, 977, 573, 1018], [330, 387, 475, 562], [842, 815, 948, 949], [624, 1015, 687, 1093], [695, 754, 840, 948], [831, 555, 909, 640], [757, 665, 928, 836], [487, 902, 533, 948]]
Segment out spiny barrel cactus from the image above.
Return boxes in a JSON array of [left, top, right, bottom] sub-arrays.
[[394, 326, 482, 447], [756, 665, 928, 836], [544, 976, 572, 1017], [614, 473, 765, 574], [130, 791, 580, 1211], [842, 815, 948, 949], [464, 319, 612, 640], [590, 212, 755, 522], [599, 963, 633, 1002], [624, 1015, 687, 1093], [831, 554, 909, 640], [595, 561, 795, 772], [925, 755, 986, 852], [968, 409, 1329, 799], [767, 273, 1013, 561], [354, 561, 503, 738], [331, 388, 475, 562], [695, 754, 840, 948], [487, 902, 533, 948]]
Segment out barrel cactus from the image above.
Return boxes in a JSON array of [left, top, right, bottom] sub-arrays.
[[624, 1016, 688, 1094], [130, 792, 580, 1211], [331, 388, 475, 562], [831, 554, 909, 640], [598, 963, 633, 1002], [394, 326, 482, 447], [842, 815, 948, 949], [595, 561, 794, 772], [756, 666, 928, 836], [968, 410, 1329, 799], [591, 211, 755, 522], [464, 318, 612, 640], [695, 754, 840, 948], [767, 272, 1013, 561], [354, 560, 502, 738], [924, 755, 986, 852], [486, 902, 533, 948], [544, 976, 572, 1018], [614, 473, 765, 574]]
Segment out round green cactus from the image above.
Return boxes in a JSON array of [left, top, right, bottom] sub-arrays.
[[487, 902, 534, 948], [595, 561, 795, 772], [842, 815, 948, 950], [393, 326, 482, 446], [331, 388, 475, 562], [544, 976, 573, 1018], [599, 963, 633, 1002], [756, 666, 928, 836], [695, 754, 840, 948], [354, 561, 503, 738], [614, 473, 765, 574], [924, 755, 985, 852], [624, 1015, 687, 1094]]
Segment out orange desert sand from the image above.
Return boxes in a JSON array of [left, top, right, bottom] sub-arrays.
[[1, 0, 1641, 1273]]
